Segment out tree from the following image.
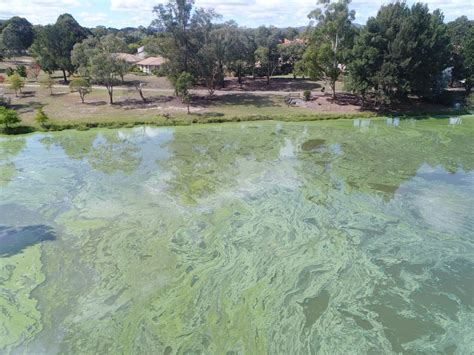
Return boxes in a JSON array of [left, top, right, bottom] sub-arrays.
[[254, 26, 282, 85], [7, 73, 24, 97], [0, 107, 21, 128], [133, 82, 147, 102], [69, 77, 92, 103], [347, 2, 451, 104], [71, 35, 125, 105], [89, 51, 121, 105], [447, 16, 474, 87], [31, 14, 88, 83], [39, 75, 55, 95], [35, 108, 49, 127], [175, 72, 195, 114], [278, 41, 306, 78], [151, 0, 219, 86], [1, 17, 34, 56], [464, 27, 474, 94], [304, 0, 356, 99], [152, 0, 195, 74]]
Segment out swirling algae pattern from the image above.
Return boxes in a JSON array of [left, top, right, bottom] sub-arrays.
[[0, 117, 473, 354]]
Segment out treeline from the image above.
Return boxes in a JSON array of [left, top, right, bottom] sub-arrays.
[[0, 0, 473, 108]]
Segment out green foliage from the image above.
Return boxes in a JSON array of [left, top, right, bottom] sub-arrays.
[[447, 16, 474, 86], [15, 65, 27, 78], [303, 90, 312, 101], [34, 108, 49, 127], [0, 107, 20, 128], [175, 72, 195, 113], [254, 26, 282, 85], [304, 0, 356, 98], [1, 17, 34, 55], [463, 27, 474, 94], [151, 0, 220, 84], [6, 67, 14, 76], [30, 14, 88, 82], [69, 77, 92, 103], [71, 35, 126, 104], [347, 2, 450, 105], [7, 73, 24, 96]]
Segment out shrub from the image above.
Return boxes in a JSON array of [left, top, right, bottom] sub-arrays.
[[69, 77, 92, 103], [7, 73, 25, 97], [6, 67, 14, 76], [0, 107, 21, 128], [35, 108, 49, 127], [0, 75, 4, 84], [16, 65, 27, 78], [0, 95, 11, 108], [39, 75, 55, 95], [467, 93, 474, 110], [303, 90, 312, 101]]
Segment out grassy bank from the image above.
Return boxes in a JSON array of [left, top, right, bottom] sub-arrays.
[[1, 85, 469, 135]]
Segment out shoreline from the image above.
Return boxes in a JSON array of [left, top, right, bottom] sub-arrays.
[[1, 111, 471, 136]]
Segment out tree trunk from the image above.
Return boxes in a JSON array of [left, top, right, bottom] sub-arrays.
[[187, 103, 190, 114], [107, 86, 114, 105], [80, 92, 85, 103], [219, 61, 225, 89], [331, 81, 336, 99], [62, 69, 68, 84], [138, 88, 146, 102]]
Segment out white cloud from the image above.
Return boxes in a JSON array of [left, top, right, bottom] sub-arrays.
[[109, 0, 473, 27], [0, 0, 81, 24], [0, 0, 471, 28]]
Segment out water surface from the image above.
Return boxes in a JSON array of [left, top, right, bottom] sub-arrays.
[[1, 118, 473, 354]]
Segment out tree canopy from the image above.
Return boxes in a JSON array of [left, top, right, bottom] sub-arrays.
[[31, 14, 88, 83], [0, 17, 34, 56]]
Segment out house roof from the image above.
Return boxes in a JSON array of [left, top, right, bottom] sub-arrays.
[[112, 53, 141, 63], [137, 56, 167, 66]]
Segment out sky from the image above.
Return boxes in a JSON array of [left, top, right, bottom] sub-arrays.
[[0, 0, 472, 29]]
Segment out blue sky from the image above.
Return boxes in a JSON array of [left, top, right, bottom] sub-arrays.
[[0, 0, 472, 28]]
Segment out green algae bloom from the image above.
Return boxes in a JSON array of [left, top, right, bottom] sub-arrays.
[[0, 117, 473, 354]]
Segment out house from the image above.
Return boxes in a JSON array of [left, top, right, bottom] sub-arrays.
[[136, 56, 167, 74], [112, 53, 141, 64]]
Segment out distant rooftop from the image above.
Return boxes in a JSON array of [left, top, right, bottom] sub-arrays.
[[137, 56, 166, 66]]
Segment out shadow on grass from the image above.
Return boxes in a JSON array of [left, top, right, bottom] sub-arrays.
[[113, 96, 175, 109], [194, 93, 280, 109], [10, 101, 44, 114], [85, 101, 107, 106], [219, 77, 322, 92]]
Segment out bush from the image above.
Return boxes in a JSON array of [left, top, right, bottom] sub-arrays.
[[35, 108, 49, 127], [0, 107, 21, 128], [467, 93, 474, 110], [303, 90, 312, 101], [0, 75, 4, 84], [7, 74, 25, 96], [39, 75, 55, 95], [0, 95, 11, 108], [16, 65, 27, 78], [6, 67, 14, 76], [69, 77, 91, 103]]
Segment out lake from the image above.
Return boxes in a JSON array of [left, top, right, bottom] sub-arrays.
[[1, 118, 473, 354]]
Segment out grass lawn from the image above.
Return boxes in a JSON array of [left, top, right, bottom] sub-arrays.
[[2, 84, 375, 133]]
